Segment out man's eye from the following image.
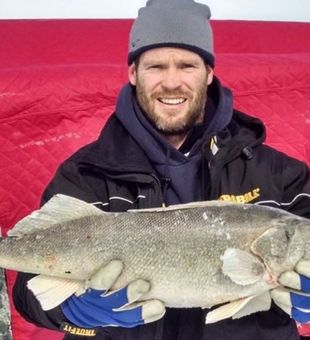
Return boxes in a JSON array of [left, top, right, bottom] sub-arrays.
[[181, 64, 195, 69], [149, 65, 162, 69], [145, 64, 162, 69]]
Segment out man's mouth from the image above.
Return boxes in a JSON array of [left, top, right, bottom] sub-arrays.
[[158, 97, 187, 105]]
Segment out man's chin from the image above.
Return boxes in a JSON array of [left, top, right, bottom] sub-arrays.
[[155, 123, 190, 137]]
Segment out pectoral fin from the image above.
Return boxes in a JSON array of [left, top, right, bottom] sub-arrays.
[[27, 275, 84, 310], [221, 248, 265, 285], [205, 291, 271, 324]]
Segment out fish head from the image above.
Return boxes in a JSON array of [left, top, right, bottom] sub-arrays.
[[250, 216, 310, 278]]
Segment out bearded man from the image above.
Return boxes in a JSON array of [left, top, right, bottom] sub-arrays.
[[13, 0, 310, 339]]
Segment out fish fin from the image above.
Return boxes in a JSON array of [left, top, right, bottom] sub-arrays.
[[205, 292, 271, 324], [205, 296, 253, 324], [8, 194, 104, 238], [231, 291, 271, 319], [129, 200, 236, 213], [221, 248, 265, 285], [27, 275, 84, 310]]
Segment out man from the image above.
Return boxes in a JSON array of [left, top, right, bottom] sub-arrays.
[[13, 0, 310, 339]]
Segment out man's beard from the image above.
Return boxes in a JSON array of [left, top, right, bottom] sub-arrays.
[[135, 80, 209, 137]]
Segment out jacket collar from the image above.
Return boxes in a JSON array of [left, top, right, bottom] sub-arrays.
[[78, 80, 266, 174], [79, 115, 156, 175]]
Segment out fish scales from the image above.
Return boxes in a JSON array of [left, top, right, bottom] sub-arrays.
[[0, 196, 310, 309]]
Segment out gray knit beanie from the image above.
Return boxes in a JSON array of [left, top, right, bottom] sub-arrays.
[[128, 0, 214, 67]]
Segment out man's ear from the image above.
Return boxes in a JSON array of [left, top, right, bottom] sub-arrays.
[[128, 64, 137, 86], [207, 67, 214, 85]]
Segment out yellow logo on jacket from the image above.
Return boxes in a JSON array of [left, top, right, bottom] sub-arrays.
[[61, 323, 96, 336], [218, 188, 260, 203]]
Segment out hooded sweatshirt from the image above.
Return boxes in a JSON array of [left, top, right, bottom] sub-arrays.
[[115, 77, 233, 205], [12, 77, 310, 340]]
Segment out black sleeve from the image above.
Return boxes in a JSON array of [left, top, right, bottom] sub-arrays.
[[41, 159, 103, 205], [278, 156, 310, 218]]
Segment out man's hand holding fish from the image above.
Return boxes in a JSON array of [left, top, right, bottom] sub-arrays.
[[59, 260, 165, 328], [271, 260, 310, 323]]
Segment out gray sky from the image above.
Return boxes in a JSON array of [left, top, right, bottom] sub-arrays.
[[0, 0, 309, 21]]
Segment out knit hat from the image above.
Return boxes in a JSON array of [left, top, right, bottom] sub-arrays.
[[128, 0, 214, 67]]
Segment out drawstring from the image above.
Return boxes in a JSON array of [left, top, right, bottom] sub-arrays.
[[201, 145, 209, 201], [201, 137, 214, 200], [161, 177, 171, 206], [201, 155, 207, 200], [160, 148, 172, 205]]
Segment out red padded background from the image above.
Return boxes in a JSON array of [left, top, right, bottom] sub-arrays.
[[0, 20, 309, 339]]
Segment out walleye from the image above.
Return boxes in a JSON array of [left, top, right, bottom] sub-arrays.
[[1, 194, 310, 323]]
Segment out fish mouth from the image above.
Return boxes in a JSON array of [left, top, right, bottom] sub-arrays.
[[263, 270, 280, 287], [250, 246, 280, 287]]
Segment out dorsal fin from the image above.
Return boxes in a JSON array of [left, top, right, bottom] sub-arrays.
[[8, 194, 104, 238], [129, 200, 236, 213]]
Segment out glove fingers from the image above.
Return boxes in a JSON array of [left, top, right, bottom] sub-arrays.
[[127, 279, 151, 304], [300, 274, 310, 292], [89, 260, 123, 290], [271, 287, 310, 309], [61, 267, 165, 329], [279, 271, 301, 290], [102, 279, 150, 309], [273, 299, 310, 323], [141, 299, 166, 323], [279, 271, 310, 292], [114, 299, 166, 326], [276, 265, 310, 323], [62, 296, 116, 328], [64, 295, 165, 328], [291, 291, 310, 310], [296, 260, 310, 278], [291, 307, 310, 323], [272, 290, 310, 324]]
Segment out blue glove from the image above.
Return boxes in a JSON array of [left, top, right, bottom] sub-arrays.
[[271, 260, 310, 323], [61, 260, 165, 328]]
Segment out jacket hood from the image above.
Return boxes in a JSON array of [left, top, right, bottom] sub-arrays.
[[114, 77, 235, 204], [79, 78, 266, 177], [115, 77, 233, 166], [220, 110, 266, 162]]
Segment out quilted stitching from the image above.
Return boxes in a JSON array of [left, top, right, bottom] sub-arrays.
[[0, 20, 309, 340], [217, 54, 310, 164]]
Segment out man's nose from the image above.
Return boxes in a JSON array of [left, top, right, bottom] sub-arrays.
[[161, 67, 182, 90]]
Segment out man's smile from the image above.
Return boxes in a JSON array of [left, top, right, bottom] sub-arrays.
[[157, 97, 187, 105]]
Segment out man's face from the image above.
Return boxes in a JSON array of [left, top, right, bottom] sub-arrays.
[[128, 47, 213, 136]]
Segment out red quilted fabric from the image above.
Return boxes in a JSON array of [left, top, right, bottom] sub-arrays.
[[0, 20, 309, 339]]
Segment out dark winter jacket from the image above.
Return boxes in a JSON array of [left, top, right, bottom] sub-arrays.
[[13, 79, 310, 340]]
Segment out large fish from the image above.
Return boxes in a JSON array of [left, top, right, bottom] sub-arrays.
[[1, 194, 310, 323]]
